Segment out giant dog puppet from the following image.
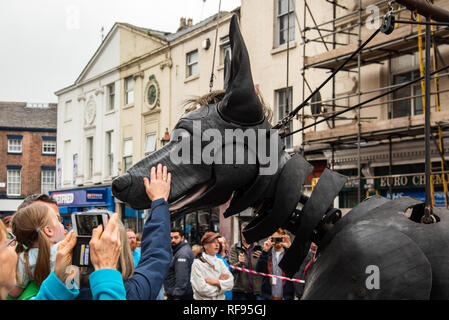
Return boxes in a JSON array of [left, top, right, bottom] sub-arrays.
[[113, 15, 449, 299]]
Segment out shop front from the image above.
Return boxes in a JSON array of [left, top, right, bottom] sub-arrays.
[[374, 164, 448, 207], [337, 163, 448, 209], [170, 208, 220, 245]]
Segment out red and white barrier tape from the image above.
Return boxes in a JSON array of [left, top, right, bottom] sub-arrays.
[[229, 265, 305, 284]]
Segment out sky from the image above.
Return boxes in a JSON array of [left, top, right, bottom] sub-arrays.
[[0, 0, 241, 103]]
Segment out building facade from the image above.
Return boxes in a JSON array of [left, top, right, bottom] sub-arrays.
[[0, 102, 57, 218], [54, 23, 167, 231], [297, 0, 449, 211]]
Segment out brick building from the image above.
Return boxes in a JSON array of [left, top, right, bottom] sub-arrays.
[[0, 102, 57, 218]]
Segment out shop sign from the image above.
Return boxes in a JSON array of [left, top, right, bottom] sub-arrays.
[[51, 188, 110, 207], [377, 174, 449, 189], [52, 193, 75, 205]]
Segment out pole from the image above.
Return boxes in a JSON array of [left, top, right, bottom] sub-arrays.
[[389, 136, 393, 199], [424, 17, 433, 220], [357, 0, 362, 204]]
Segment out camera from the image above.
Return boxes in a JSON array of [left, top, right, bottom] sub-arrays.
[[71, 211, 110, 267], [271, 237, 283, 243]]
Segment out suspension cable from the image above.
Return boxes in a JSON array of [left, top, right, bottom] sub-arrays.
[[209, 0, 222, 92]]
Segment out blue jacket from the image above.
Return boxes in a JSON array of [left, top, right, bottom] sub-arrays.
[[33, 269, 126, 300], [124, 198, 172, 300], [217, 254, 233, 300], [255, 250, 294, 300], [132, 248, 141, 268], [163, 240, 194, 299]]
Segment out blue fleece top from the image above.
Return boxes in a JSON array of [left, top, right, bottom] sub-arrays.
[[32, 269, 126, 300], [217, 253, 233, 300], [124, 198, 172, 300], [132, 248, 141, 268]]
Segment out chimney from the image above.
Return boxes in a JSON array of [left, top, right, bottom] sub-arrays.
[[177, 17, 187, 32]]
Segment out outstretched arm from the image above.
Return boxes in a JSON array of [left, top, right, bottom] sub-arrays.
[[124, 164, 172, 300]]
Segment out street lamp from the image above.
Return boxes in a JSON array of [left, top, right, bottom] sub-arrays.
[[161, 128, 170, 146]]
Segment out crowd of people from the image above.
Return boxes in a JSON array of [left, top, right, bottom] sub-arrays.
[[0, 164, 317, 301]]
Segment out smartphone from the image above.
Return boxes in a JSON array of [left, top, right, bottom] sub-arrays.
[[71, 211, 110, 267], [253, 245, 262, 252], [271, 237, 283, 243]]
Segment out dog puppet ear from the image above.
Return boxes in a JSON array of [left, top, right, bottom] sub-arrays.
[[218, 14, 265, 126]]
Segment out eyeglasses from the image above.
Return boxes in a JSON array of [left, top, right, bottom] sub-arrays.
[[0, 232, 16, 251]]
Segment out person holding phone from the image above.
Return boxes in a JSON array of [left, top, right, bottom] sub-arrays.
[[229, 222, 264, 300], [255, 228, 294, 300]]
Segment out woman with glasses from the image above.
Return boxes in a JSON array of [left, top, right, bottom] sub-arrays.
[[0, 220, 18, 300]]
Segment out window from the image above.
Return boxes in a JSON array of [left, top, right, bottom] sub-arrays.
[[7, 170, 21, 196], [186, 50, 198, 78], [144, 133, 157, 156], [276, 87, 293, 149], [106, 131, 114, 177], [220, 36, 231, 65], [8, 139, 22, 153], [276, 0, 295, 46], [64, 140, 71, 182], [391, 70, 423, 118], [125, 77, 134, 105], [42, 140, 56, 155], [107, 83, 115, 111], [64, 100, 72, 121], [41, 170, 55, 194], [86, 137, 94, 179], [123, 139, 133, 172]]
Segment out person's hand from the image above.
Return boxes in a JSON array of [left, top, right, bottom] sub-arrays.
[[89, 213, 121, 271], [238, 252, 246, 265], [143, 164, 172, 202], [54, 231, 77, 283], [282, 235, 291, 249], [263, 239, 272, 252], [219, 274, 230, 281], [205, 278, 220, 287], [253, 250, 262, 259]]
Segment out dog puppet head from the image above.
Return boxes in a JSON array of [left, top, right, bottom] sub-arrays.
[[112, 15, 307, 241]]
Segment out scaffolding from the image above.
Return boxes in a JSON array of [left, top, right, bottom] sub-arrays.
[[296, 0, 449, 209]]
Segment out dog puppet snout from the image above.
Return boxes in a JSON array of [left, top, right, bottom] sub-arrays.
[[112, 172, 132, 202]]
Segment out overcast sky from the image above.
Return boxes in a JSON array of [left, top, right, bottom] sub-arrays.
[[0, 0, 241, 103]]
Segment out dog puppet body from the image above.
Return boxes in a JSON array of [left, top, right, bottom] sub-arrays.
[[112, 15, 449, 299]]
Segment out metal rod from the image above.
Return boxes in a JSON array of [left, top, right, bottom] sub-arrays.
[[306, 22, 362, 42], [285, 63, 449, 137], [305, 1, 329, 51], [301, 0, 307, 157], [395, 19, 449, 26], [425, 17, 432, 213], [389, 136, 393, 198], [310, 0, 388, 29], [275, 27, 381, 129], [306, 87, 449, 116], [347, 171, 449, 181], [306, 39, 349, 45], [304, 26, 449, 69], [307, 72, 449, 106], [357, 0, 362, 203], [326, 0, 347, 10]]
